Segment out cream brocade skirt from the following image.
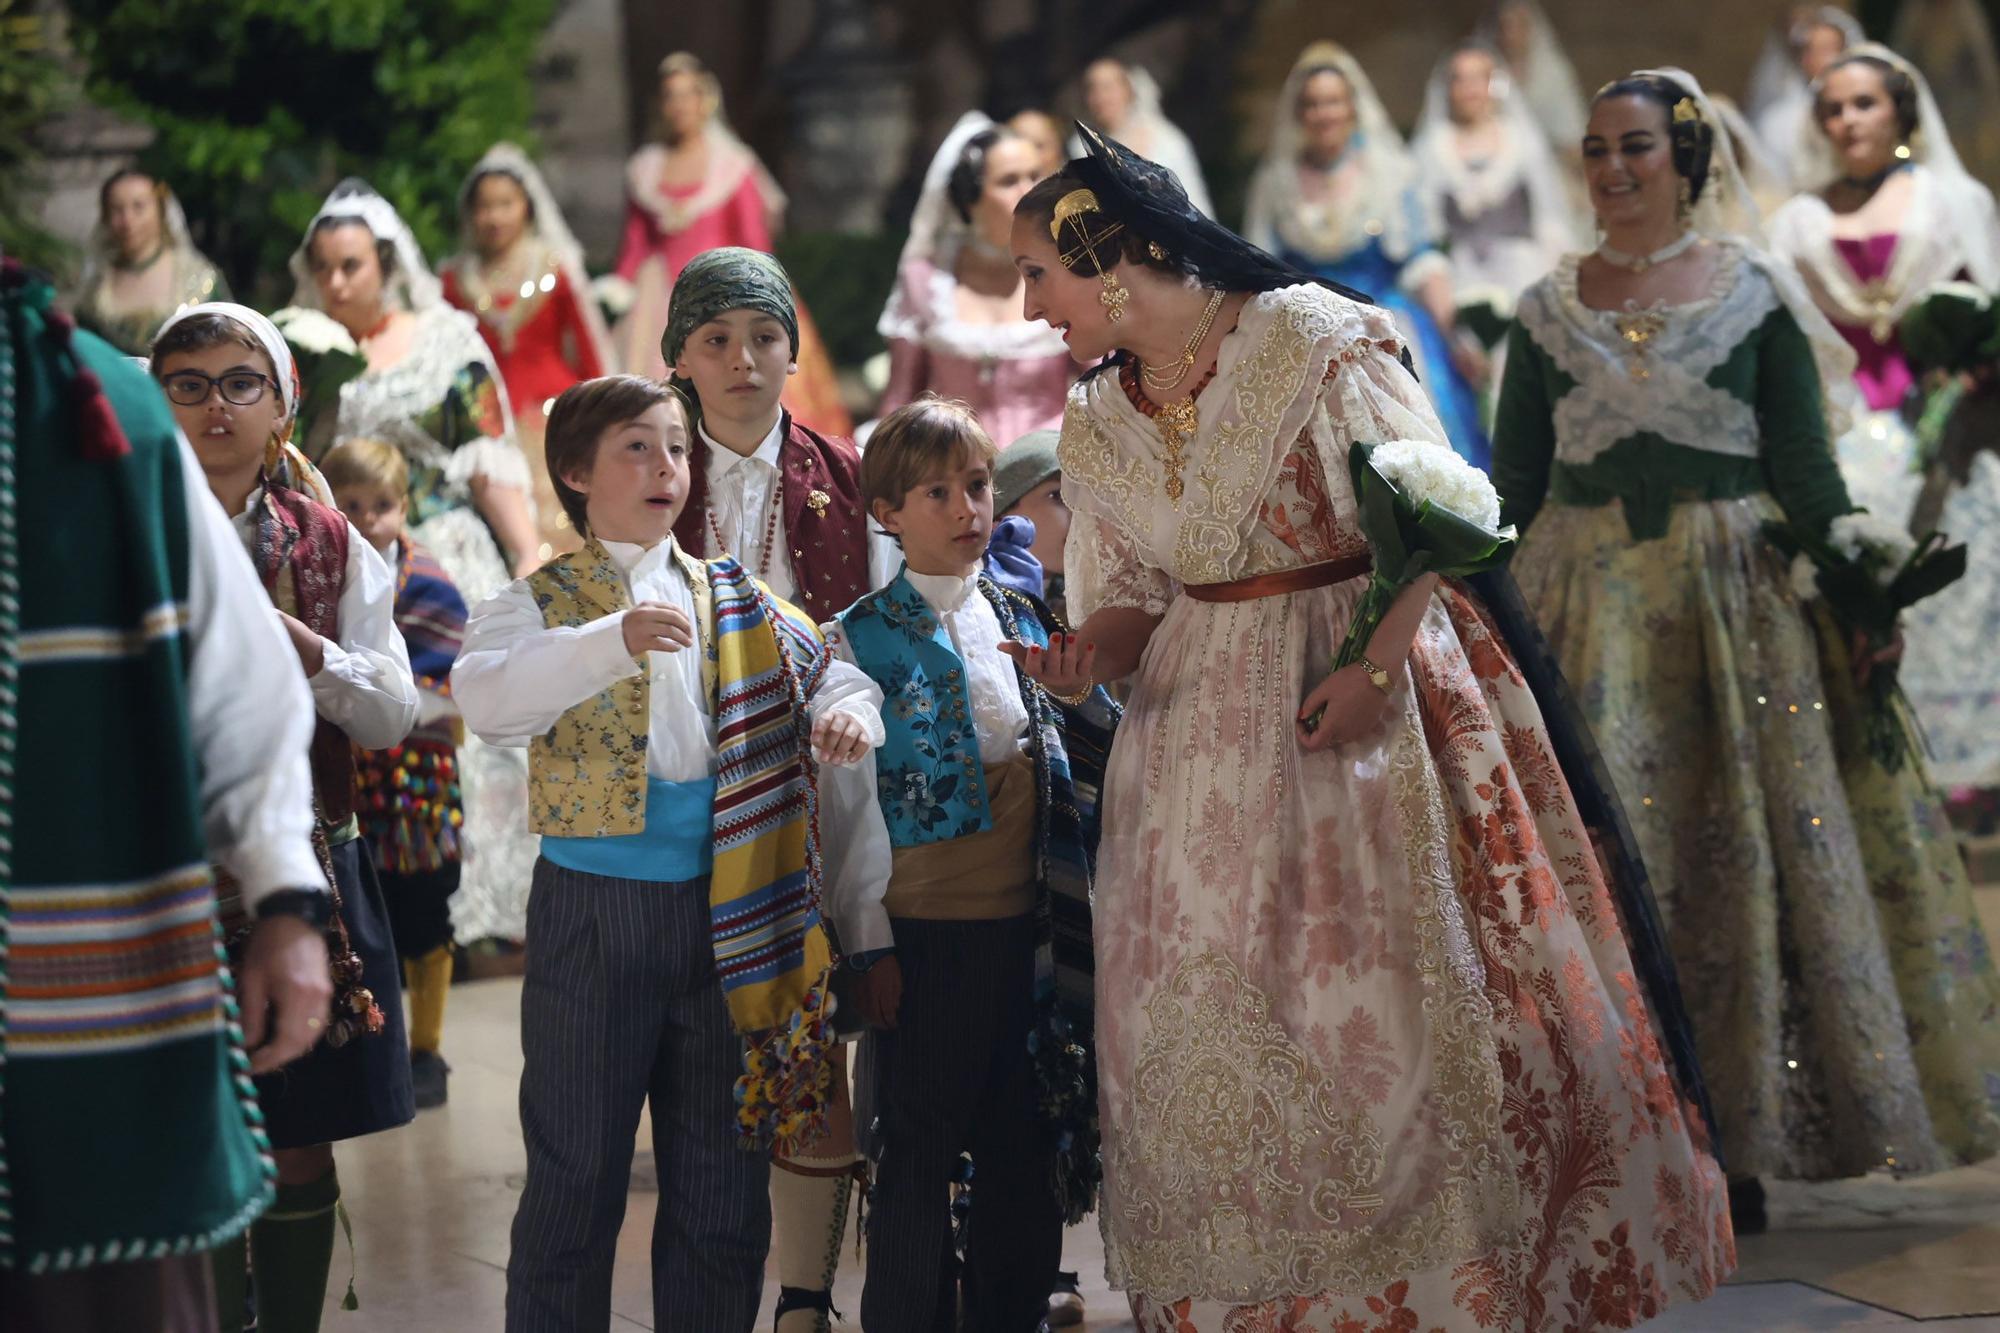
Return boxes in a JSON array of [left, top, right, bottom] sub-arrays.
[[1513, 496, 2000, 1185], [1098, 572, 1734, 1332]]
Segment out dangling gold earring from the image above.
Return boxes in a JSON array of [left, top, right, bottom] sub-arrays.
[[1100, 269, 1129, 322], [1675, 177, 1693, 225]]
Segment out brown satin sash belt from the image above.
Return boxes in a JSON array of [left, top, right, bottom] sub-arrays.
[[1181, 554, 1374, 603]]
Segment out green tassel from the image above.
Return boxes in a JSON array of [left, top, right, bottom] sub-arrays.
[[337, 1199, 359, 1311]]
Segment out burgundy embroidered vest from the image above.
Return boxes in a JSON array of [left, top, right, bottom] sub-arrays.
[[674, 414, 871, 624], [253, 480, 359, 825]]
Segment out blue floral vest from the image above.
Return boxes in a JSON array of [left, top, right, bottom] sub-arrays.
[[836, 571, 1050, 849]]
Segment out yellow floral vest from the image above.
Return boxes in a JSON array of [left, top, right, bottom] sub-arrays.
[[523, 539, 717, 837]]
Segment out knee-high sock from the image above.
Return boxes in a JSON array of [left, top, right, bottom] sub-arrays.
[[210, 1232, 249, 1333], [770, 1154, 858, 1333], [403, 945, 452, 1055], [249, 1166, 340, 1333]]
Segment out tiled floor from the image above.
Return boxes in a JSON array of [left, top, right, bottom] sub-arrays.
[[318, 974, 2000, 1331]]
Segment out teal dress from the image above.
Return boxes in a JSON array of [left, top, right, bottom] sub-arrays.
[[1246, 149, 1491, 470]]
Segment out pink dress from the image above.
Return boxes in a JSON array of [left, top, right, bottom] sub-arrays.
[[1064, 286, 1733, 1330], [612, 145, 853, 435], [877, 258, 1075, 446], [1831, 233, 1916, 411]]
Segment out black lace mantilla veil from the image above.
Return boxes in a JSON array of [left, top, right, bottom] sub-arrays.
[[1070, 121, 1723, 1152], [1068, 122, 1380, 306]]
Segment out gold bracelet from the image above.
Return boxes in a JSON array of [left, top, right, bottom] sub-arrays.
[[1049, 676, 1096, 707]]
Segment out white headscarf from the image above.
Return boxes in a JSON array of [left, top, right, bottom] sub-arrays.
[[288, 179, 444, 313], [1410, 43, 1578, 284], [150, 300, 337, 506], [451, 142, 616, 372], [1069, 63, 1215, 217], [893, 111, 1000, 274], [1626, 68, 1862, 437], [1244, 43, 1434, 268], [1767, 43, 2000, 344], [78, 179, 205, 298], [1480, 0, 1588, 151]]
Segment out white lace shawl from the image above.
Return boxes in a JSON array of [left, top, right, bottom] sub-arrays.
[[1514, 240, 1856, 467], [1769, 164, 2000, 343]]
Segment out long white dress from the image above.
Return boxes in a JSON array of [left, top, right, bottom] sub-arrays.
[[1064, 284, 1732, 1331]]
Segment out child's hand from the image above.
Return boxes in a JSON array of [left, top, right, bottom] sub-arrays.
[[811, 710, 873, 766], [276, 610, 326, 677], [853, 954, 903, 1029], [623, 602, 695, 656]]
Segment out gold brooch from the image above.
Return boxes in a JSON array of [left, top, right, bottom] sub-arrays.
[[806, 489, 831, 517]]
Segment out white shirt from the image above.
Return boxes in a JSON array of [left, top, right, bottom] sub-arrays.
[[177, 438, 329, 906], [229, 490, 419, 751], [700, 417, 903, 605], [828, 569, 1030, 766], [452, 536, 892, 947], [820, 569, 1031, 955], [452, 536, 887, 777]]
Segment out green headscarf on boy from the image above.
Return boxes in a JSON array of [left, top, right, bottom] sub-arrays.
[[661, 246, 800, 406]]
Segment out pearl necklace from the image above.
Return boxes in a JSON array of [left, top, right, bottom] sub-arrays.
[[1595, 230, 1699, 274], [706, 475, 784, 579]]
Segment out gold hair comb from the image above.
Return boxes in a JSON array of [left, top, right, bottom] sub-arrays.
[[1672, 97, 1700, 125], [1050, 187, 1125, 272]]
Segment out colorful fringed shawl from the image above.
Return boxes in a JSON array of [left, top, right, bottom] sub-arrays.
[[706, 555, 838, 1150]]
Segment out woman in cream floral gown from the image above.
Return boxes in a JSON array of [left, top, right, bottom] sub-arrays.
[[1008, 129, 1731, 1332]]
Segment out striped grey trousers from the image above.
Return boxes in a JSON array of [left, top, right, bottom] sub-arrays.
[[505, 858, 770, 1333]]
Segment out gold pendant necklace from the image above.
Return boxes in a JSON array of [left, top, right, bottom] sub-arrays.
[[1613, 307, 1668, 381], [1140, 290, 1225, 392], [1156, 397, 1199, 503]]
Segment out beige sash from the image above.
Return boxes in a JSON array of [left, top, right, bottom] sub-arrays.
[[883, 758, 1036, 921]]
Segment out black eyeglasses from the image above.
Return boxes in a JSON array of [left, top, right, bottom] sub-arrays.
[[161, 370, 278, 408]]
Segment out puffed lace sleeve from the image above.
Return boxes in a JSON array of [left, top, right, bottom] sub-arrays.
[[1062, 503, 1178, 624], [1313, 303, 1454, 457]]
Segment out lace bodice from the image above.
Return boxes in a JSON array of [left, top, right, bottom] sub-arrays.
[[1059, 285, 1449, 620]]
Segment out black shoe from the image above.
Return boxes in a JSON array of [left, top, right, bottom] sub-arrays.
[[1728, 1176, 1767, 1236], [1047, 1269, 1084, 1326], [410, 1049, 450, 1109], [773, 1286, 834, 1332]]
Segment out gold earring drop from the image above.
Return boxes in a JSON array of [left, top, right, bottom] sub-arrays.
[[1100, 270, 1129, 322]]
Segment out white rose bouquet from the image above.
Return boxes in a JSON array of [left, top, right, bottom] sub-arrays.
[[1767, 510, 1966, 770], [1306, 440, 1515, 732], [270, 306, 367, 460]]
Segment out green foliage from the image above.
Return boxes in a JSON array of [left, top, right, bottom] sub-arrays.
[[775, 229, 906, 369], [64, 0, 554, 303], [0, 1, 76, 276]]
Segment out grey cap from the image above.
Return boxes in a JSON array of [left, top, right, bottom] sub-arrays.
[[993, 429, 1061, 515]]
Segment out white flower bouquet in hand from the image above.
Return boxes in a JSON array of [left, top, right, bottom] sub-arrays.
[[1308, 440, 1515, 732], [270, 306, 366, 459], [1769, 509, 1966, 771]]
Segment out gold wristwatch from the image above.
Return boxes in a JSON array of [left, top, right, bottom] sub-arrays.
[[1356, 654, 1392, 694]]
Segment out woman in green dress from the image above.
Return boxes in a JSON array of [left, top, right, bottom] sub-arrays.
[[1493, 69, 2000, 1230]]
